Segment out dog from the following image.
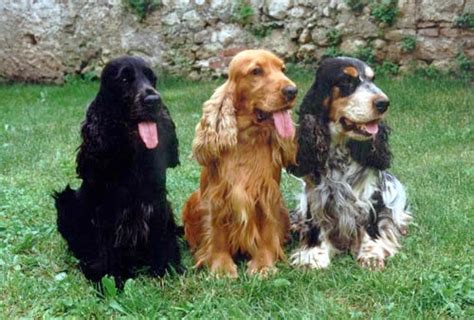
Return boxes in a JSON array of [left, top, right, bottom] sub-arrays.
[[182, 49, 298, 277], [54, 56, 181, 285], [288, 57, 412, 270]]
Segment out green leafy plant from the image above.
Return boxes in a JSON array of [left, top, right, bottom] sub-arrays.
[[376, 60, 399, 76], [326, 29, 342, 47], [415, 65, 443, 79], [232, 1, 272, 39], [248, 24, 272, 39], [401, 36, 417, 53], [370, 0, 399, 26], [323, 46, 343, 58], [454, 13, 474, 29], [456, 52, 472, 72], [126, 0, 161, 21], [345, 0, 366, 13], [355, 45, 375, 65], [64, 71, 98, 84], [456, 52, 472, 81], [232, 0, 255, 25], [101, 276, 118, 298]]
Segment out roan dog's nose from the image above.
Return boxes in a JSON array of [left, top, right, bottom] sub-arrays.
[[374, 98, 390, 113], [282, 86, 298, 101]]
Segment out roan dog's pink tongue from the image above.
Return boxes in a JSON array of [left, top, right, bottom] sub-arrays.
[[138, 121, 159, 149], [273, 110, 295, 138], [363, 122, 379, 135]]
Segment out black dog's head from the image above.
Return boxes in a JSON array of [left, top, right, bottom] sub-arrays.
[[99, 56, 162, 149], [291, 57, 392, 177]]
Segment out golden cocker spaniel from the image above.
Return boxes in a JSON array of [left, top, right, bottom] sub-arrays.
[[182, 49, 298, 277]]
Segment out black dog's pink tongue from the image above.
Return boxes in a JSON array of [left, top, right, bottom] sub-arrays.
[[138, 122, 159, 149], [273, 110, 295, 138]]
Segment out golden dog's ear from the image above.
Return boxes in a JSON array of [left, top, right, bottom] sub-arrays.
[[192, 82, 237, 165]]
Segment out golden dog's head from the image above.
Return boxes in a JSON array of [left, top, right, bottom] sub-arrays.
[[192, 49, 298, 166], [227, 49, 298, 138]]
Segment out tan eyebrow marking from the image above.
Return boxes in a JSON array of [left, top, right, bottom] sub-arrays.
[[343, 66, 358, 78]]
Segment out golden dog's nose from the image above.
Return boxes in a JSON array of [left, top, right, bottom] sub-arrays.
[[282, 86, 298, 101]]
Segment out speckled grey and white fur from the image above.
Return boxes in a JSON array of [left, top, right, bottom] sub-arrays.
[[288, 57, 412, 270]]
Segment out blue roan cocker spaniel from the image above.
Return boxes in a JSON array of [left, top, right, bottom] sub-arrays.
[[289, 57, 412, 270]]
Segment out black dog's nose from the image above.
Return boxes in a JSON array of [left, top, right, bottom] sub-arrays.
[[375, 98, 390, 113], [282, 86, 298, 101], [144, 94, 161, 107]]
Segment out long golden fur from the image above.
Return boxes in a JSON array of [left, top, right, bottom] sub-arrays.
[[182, 49, 298, 277]]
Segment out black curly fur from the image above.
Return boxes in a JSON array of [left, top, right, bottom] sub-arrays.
[[346, 123, 392, 170], [54, 56, 181, 286]]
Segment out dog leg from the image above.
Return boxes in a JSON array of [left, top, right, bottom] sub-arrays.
[[356, 225, 400, 271], [149, 204, 182, 276], [207, 226, 238, 278], [247, 249, 277, 277], [290, 239, 333, 269], [247, 211, 287, 277], [247, 229, 279, 277]]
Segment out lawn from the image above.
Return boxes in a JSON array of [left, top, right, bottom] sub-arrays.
[[0, 70, 473, 319]]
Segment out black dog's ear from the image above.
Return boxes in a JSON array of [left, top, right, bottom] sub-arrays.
[[157, 104, 180, 168], [347, 122, 392, 170], [76, 94, 135, 182]]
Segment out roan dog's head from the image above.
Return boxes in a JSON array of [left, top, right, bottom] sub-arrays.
[[316, 57, 389, 141]]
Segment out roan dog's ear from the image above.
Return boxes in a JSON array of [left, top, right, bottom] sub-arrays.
[[288, 75, 331, 178], [192, 81, 237, 166]]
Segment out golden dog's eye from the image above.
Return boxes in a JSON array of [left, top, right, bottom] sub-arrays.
[[281, 66, 286, 73], [252, 67, 263, 76]]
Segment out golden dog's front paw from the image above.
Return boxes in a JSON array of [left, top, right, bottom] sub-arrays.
[[209, 254, 238, 278], [246, 259, 278, 278]]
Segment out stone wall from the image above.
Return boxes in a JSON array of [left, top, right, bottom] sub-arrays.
[[0, 0, 472, 83]]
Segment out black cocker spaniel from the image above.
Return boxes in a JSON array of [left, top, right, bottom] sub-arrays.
[[289, 57, 412, 270], [54, 56, 181, 285]]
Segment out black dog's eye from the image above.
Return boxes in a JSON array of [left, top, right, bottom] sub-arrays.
[[143, 68, 157, 86], [252, 67, 263, 76], [120, 67, 134, 84]]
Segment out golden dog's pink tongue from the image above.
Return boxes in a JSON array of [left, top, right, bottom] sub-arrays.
[[363, 122, 379, 135], [273, 110, 295, 138], [138, 122, 159, 149]]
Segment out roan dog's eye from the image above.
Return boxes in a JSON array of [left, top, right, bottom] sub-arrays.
[[339, 75, 359, 87], [252, 67, 263, 76]]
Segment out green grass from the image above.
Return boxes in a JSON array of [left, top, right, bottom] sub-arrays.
[[1, 71, 473, 318]]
